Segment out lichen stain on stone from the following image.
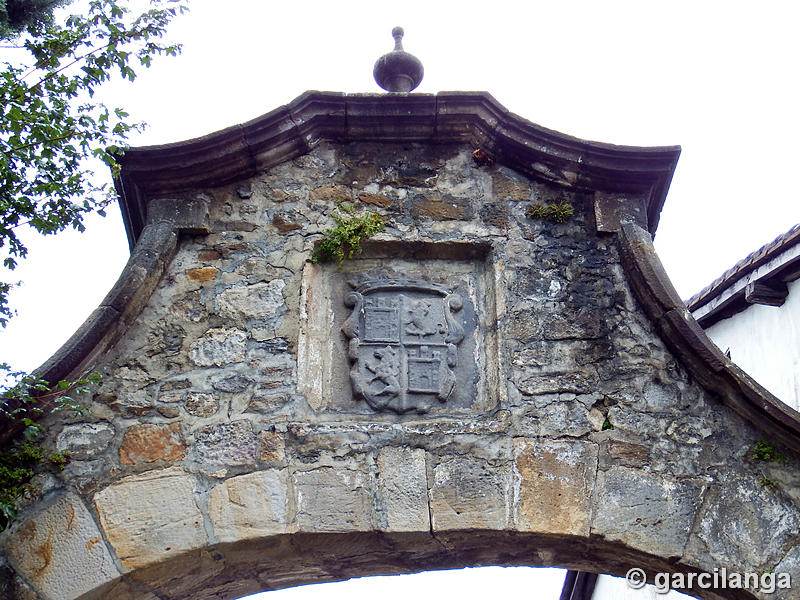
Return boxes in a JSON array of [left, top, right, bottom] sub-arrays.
[[65, 502, 75, 531], [185, 267, 218, 282], [119, 423, 186, 465], [86, 536, 101, 552], [31, 538, 53, 577]]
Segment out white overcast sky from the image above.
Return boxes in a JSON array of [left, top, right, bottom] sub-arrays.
[[1, 1, 798, 597]]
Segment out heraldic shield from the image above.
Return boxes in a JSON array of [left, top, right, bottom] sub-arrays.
[[342, 279, 465, 414]]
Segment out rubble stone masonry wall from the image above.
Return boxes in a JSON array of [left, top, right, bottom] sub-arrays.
[[2, 142, 800, 600]]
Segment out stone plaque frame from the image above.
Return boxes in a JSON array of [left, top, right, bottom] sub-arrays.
[[297, 241, 504, 416]]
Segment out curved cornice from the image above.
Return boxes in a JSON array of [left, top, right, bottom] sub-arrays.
[[618, 221, 800, 453], [115, 91, 681, 249]]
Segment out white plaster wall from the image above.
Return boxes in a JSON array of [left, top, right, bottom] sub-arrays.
[[592, 574, 694, 599], [704, 278, 800, 411]]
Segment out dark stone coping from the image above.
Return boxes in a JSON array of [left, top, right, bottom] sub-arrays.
[[115, 91, 681, 250], [685, 222, 800, 327], [619, 221, 800, 454]]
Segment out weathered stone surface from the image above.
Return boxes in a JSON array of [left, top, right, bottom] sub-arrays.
[[599, 439, 651, 468], [119, 423, 185, 465], [258, 430, 285, 462], [376, 447, 429, 532], [247, 393, 291, 414], [208, 470, 289, 542], [271, 214, 303, 233], [6, 494, 118, 600], [197, 249, 221, 261], [411, 193, 470, 220], [429, 455, 511, 531], [56, 422, 115, 460], [309, 183, 351, 203], [157, 405, 180, 418], [211, 373, 253, 393], [185, 267, 218, 282], [184, 392, 218, 417], [94, 468, 206, 569], [492, 170, 531, 200], [514, 439, 597, 536], [193, 420, 258, 466], [358, 193, 392, 208], [593, 467, 706, 558], [293, 465, 375, 532], [690, 473, 800, 570], [189, 327, 247, 366], [216, 280, 286, 323], [109, 391, 153, 417]]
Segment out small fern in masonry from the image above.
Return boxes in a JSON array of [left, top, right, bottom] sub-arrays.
[[527, 201, 574, 224], [311, 210, 386, 264]]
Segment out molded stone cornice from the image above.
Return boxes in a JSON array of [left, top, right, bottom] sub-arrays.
[[115, 91, 681, 248]]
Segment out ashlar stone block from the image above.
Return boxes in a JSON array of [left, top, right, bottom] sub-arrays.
[[209, 470, 290, 543], [377, 447, 429, 532], [5, 493, 119, 600], [429, 455, 511, 531], [593, 466, 706, 559], [513, 439, 597, 536], [93, 467, 206, 570], [293, 465, 375, 533]]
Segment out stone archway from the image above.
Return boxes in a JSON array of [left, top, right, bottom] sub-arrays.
[[2, 93, 799, 600]]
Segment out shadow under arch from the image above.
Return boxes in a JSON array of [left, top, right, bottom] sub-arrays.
[[79, 531, 754, 600]]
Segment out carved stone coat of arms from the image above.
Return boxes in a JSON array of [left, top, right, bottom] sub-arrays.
[[342, 279, 465, 414]]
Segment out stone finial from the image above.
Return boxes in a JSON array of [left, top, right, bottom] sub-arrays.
[[373, 26, 424, 93]]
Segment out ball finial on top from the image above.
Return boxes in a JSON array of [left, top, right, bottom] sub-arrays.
[[392, 26, 404, 49], [373, 26, 423, 93]]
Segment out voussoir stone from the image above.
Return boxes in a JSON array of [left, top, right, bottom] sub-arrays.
[[513, 439, 597, 536], [429, 455, 511, 531], [5, 493, 118, 600], [376, 447, 429, 532], [293, 465, 375, 532], [93, 467, 206, 570], [208, 470, 290, 542], [593, 466, 706, 559]]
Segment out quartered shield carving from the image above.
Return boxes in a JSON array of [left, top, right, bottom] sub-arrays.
[[342, 279, 464, 414]]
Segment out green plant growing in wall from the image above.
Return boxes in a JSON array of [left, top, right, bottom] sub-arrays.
[[527, 201, 574, 224], [48, 451, 70, 470], [0, 368, 99, 530], [759, 475, 778, 488], [750, 440, 786, 463], [311, 208, 386, 264]]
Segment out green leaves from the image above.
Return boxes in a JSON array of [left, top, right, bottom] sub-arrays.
[[527, 201, 574, 224], [311, 209, 386, 264], [0, 0, 187, 326], [0, 365, 100, 529]]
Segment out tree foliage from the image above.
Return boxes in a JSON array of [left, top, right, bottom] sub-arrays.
[[0, 0, 187, 326], [0, 0, 69, 39], [0, 0, 185, 528], [0, 364, 98, 529]]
